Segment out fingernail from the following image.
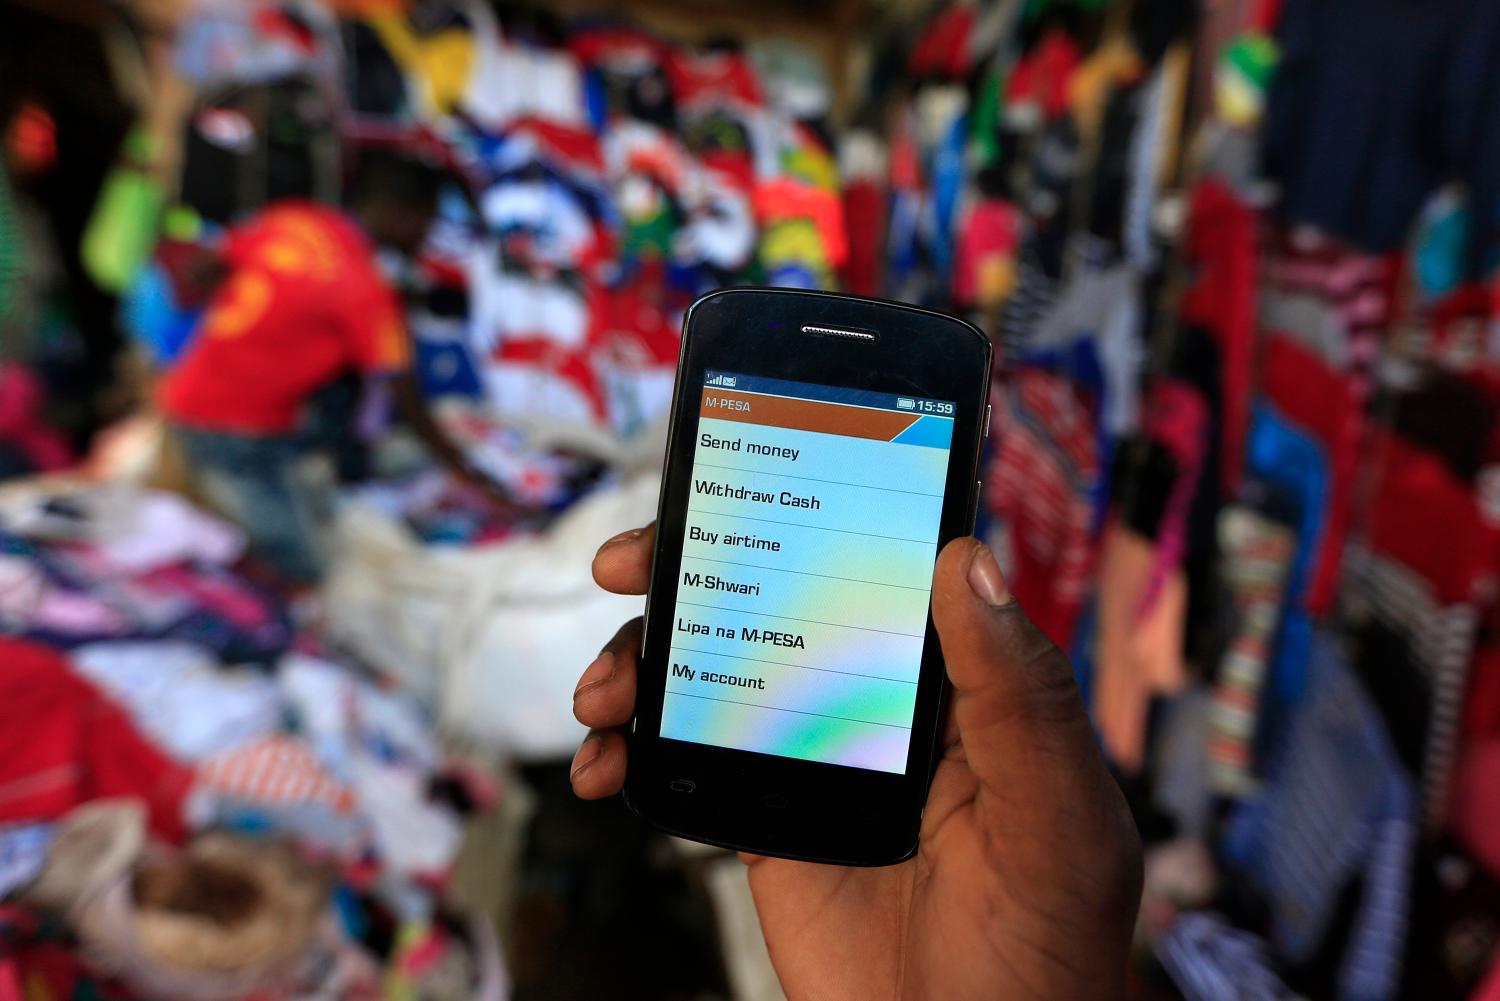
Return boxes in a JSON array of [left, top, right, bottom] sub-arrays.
[[967, 541, 1012, 607], [570, 734, 603, 780], [600, 527, 644, 550], [573, 651, 615, 700]]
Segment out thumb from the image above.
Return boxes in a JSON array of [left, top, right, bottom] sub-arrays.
[[930, 538, 1100, 793]]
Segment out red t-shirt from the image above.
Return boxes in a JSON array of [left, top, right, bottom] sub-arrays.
[[161, 202, 410, 434]]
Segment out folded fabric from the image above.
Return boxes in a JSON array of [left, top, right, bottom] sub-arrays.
[[70, 642, 280, 762], [0, 823, 53, 900], [348, 756, 461, 879], [0, 486, 244, 574], [0, 639, 193, 842], [197, 736, 357, 818], [277, 653, 439, 779]]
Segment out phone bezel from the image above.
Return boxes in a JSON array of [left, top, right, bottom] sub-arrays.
[[624, 287, 993, 866]]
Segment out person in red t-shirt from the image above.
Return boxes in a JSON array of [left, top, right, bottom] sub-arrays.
[[161, 153, 502, 584]]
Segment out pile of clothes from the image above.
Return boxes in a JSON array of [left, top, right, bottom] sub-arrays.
[[0, 483, 509, 1001]]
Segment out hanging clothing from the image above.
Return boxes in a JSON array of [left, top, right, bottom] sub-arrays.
[[985, 369, 1101, 649], [1261, 0, 1472, 254], [1093, 521, 1190, 772], [364, 8, 476, 119], [1181, 179, 1258, 497], [1207, 506, 1296, 797], [1158, 912, 1306, 1001], [1226, 632, 1416, 1001]]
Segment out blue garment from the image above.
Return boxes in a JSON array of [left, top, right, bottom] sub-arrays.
[[885, 187, 924, 300], [583, 68, 609, 135], [928, 111, 968, 288], [1158, 912, 1304, 1001], [0, 530, 290, 662], [1262, 0, 1474, 254], [1246, 402, 1327, 711], [122, 262, 203, 365], [413, 328, 484, 400], [1225, 632, 1416, 1001]]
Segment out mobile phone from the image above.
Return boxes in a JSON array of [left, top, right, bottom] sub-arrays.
[[624, 288, 993, 866]]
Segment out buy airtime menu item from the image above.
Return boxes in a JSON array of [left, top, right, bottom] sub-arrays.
[[661, 370, 956, 774]]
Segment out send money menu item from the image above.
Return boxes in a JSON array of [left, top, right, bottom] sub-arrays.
[[660, 371, 956, 774]]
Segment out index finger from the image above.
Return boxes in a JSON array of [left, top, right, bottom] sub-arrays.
[[593, 523, 656, 596]]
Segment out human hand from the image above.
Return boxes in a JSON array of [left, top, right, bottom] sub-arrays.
[[572, 525, 1143, 1001]]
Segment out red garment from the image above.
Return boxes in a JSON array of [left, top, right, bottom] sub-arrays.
[[1005, 29, 1082, 121], [1180, 179, 1257, 498], [1465, 643, 1500, 739], [567, 25, 667, 71], [1451, 736, 1500, 881], [840, 178, 886, 298], [1140, 379, 1209, 616], [501, 116, 607, 177], [593, 261, 681, 369], [753, 178, 848, 270], [986, 371, 1100, 649], [699, 149, 754, 193], [160, 202, 409, 434], [0, 364, 71, 472], [663, 49, 763, 113], [909, 4, 977, 79], [1252, 0, 1285, 32], [197, 736, 356, 814], [1261, 335, 1360, 613], [952, 197, 1019, 306], [0, 639, 192, 842], [1363, 428, 1494, 604]]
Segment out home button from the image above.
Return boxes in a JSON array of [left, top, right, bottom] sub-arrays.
[[669, 779, 697, 794], [761, 793, 789, 809]]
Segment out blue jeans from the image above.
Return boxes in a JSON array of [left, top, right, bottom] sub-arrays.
[[173, 425, 326, 584]]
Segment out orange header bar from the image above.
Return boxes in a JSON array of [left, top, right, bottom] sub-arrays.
[[700, 388, 919, 442]]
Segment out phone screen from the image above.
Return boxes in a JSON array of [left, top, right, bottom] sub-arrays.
[[661, 369, 956, 774]]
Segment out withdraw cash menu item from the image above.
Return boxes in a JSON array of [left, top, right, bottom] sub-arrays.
[[660, 370, 956, 774]]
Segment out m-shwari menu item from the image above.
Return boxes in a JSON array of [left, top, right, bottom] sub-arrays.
[[661, 370, 956, 774]]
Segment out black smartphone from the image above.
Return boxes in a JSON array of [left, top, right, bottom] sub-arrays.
[[624, 287, 993, 866]]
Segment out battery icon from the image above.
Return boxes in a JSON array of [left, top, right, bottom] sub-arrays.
[[896, 398, 916, 410]]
